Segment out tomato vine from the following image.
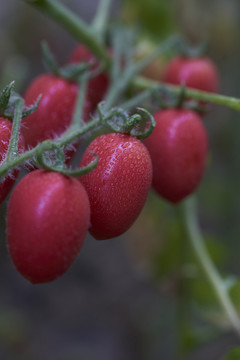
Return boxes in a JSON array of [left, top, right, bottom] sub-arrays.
[[1, 0, 240, 358]]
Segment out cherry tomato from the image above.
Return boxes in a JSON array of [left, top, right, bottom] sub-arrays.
[[7, 170, 90, 284], [69, 44, 109, 114], [162, 56, 219, 93], [22, 73, 90, 149], [0, 117, 25, 204], [144, 109, 208, 203], [79, 133, 152, 240]]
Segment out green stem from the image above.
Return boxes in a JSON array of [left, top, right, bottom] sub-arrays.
[[25, 0, 111, 67], [133, 76, 240, 112], [23, 0, 240, 113], [104, 35, 180, 110], [92, 0, 112, 39], [71, 74, 88, 129], [175, 205, 191, 360], [6, 98, 24, 162], [0, 117, 100, 178], [183, 196, 240, 336]]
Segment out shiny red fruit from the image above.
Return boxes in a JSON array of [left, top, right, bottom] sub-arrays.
[[69, 44, 109, 114], [0, 117, 25, 204], [7, 170, 90, 284], [144, 109, 208, 203], [22, 73, 90, 149], [163, 56, 219, 93], [79, 133, 152, 240]]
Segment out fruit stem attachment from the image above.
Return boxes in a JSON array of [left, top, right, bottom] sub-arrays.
[[183, 196, 240, 336]]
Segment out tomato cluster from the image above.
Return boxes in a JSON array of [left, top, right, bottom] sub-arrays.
[[0, 44, 219, 284]]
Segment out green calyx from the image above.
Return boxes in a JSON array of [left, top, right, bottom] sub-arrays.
[[97, 102, 155, 139], [0, 81, 40, 120]]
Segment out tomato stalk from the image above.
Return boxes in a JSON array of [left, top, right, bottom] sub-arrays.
[[24, 0, 240, 112], [70, 73, 89, 130], [36, 144, 99, 177], [5, 97, 24, 162], [104, 35, 181, 110], [133, 76, 240, 112], [91, 0, 113, 40], [183, 196, 240, 336], [25, 0, 111, 69], [0, 98, 154, 178], [0, 117, 100, 179]]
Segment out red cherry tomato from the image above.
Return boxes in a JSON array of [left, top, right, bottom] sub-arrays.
[[22, 73, 90, 149], [79, 133, 152, 240], [162, 56, 219, 93], [144, 109, 208, 203], [69, 44, 109, 114], [0, 117, 25, 204], [7, 170, 90, 284]]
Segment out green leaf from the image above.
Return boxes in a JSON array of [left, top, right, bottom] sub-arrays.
[[221, 348, 240, 360], [0, 81, 15, 115], [41, 40, 59, 75]]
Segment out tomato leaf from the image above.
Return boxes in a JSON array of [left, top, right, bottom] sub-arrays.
[[0, 81, 15, 116]]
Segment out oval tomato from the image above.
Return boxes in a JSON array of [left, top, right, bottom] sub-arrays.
[[7, 170, 90, 284], [22, 73, 90, 149], [79, 133, 152, 240], [69, 44, 109, 114], [162, 56, 219, 93], [0, 117, 25, 204], [144, 109, 208, 203]]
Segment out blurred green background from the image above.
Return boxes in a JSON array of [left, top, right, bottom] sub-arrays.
[[1, 0, 240, 359]]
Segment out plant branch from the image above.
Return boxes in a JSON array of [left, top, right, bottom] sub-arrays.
[[6, 98, 24, 162], [25, 0, 111, 68], [183, 196, 240, 336], [92, 0, 112, 39], [104, 35, 180, 110], [0, 117, 100, 179], [133, 76, 240, 112], [71, 74, 88, 129]]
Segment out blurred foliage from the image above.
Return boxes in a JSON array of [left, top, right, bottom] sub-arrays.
[[122, 0, 175, 39], [222, 348, 240, 360]]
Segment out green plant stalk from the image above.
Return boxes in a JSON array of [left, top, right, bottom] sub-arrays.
[[183, 196, 240, 336], [92, 0, 113, 39], [24, 0, 240, 112], [0, 117, 100, 178], [25, 0, 111, 68], [133, 76, 240, 112], [104, 35, 180, 110], [71, 74, 88, 129], [176, 204, 193, 360], [5, 98, 24, 162]]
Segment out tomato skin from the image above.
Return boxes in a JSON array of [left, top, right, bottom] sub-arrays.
[[144, 109, 208, 203], [7, 170, 90, 284], [162, 56, 219, 93], [0, 117, 25, 204], [79, 133, 152, 240], [69, 44, 109, 114], [22, 73, 90, 149]]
